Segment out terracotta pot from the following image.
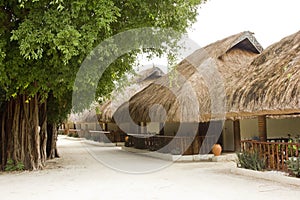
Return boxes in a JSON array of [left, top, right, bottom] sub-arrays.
[[64, 129, 69, 135], [125, 136, 129, 142], [212, 144, 222, 156]]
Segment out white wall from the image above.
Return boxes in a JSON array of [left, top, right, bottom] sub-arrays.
[[75, 122, 96, 130], [147, 122, 160, 134], [88, 123, 96, 130], [240, 118, 259, 140], [66, 122, 75, 129], [267, 118, 300, 138], [239, 117, 300, 140], [164, 123, 179, 136], [75, 123, 81, 129]]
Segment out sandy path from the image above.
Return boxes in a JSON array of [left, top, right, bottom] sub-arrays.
[[0, 136, 300, 200]]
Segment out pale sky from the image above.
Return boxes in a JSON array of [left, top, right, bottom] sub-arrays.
[[138, 0, 300, 72], [189, 0, 300, 48]]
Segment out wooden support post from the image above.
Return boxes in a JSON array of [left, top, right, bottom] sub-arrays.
[[103, 123, 108, 131], [159, 122, 164, 135], [142, 122, 147, 134], [138, 122, 141, 134], [258, 115, 267, 142], [233, 120, 241, 152]]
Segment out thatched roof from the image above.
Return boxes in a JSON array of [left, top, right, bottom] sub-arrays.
[[228, 30, 300, 118], [114, 31, 263, 123], [135, 66, 165, 83], [98, 67, 165, 122], [69, 67, 164, 123], [68, 104, 98, 123]]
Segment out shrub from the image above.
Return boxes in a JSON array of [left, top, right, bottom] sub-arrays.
[[4, 159, 25, 171], [57, 129, 65, 135], [236, 150, 266, 171], [73, 132, 79, 138], [67, 132, 73, 137], [67, 132, 79, 138], [286, 157, 300, 177]]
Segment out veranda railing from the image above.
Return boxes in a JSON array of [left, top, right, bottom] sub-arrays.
[[126, 135, 217, 155], [241, 140, 300, 171]]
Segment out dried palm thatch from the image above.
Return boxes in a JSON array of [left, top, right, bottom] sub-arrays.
[[69, 67, 164, 123], [98, 67, 165, 122], [68, 104, 98, 123], [228, 30, 300, 118], [114, 31, 263, 123], [268, 114, 300, 119]]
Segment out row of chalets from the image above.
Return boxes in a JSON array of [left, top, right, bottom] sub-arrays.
[[67, 30, 300, 159]]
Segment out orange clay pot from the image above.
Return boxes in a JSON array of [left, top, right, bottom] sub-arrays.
[[212, 144, 222, 156], [125, 136, 129, 142]]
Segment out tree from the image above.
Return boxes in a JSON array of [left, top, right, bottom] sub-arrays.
[[0, 0, 204, 170]]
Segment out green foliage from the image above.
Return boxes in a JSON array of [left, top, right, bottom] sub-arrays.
[[73, 132, 79, 138], [0, 0, 204, 123], [285, 138, 300, 156], [4, 159, 25, 171], [46, 91, 72, 124], [286, 157, 300, 178], [236, 150, 266, 171], [68, 132, 79, 138]]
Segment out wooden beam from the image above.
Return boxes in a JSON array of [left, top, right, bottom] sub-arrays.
[[258, 115, 267, 142]]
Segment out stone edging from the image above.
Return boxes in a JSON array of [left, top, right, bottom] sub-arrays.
[[231, 167, 300, 187], [63, 136, 117, 147], [121, 146, 237, 162], [82, 139, 116, 147]]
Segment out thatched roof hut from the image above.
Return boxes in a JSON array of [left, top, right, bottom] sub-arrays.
[[228, 30, 300, 118], [98, 67, 165, 122], [69, 67, 164, 124], [68, 104, 98, 123], [114, 31, 263, 123]]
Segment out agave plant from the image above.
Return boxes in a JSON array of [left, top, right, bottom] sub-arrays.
[[236, 150, 266, 171]]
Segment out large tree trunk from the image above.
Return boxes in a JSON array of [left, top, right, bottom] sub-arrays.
[[47, 123, 59, 159], [0, 105, 7, 170], [0, 94, 46, 170], [39, 102, 48, 165]]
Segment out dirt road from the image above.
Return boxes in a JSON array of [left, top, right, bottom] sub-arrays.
[[1, 136, 300, 200]]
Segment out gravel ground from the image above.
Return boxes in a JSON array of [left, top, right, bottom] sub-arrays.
[[1, 135, 300, 200]]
